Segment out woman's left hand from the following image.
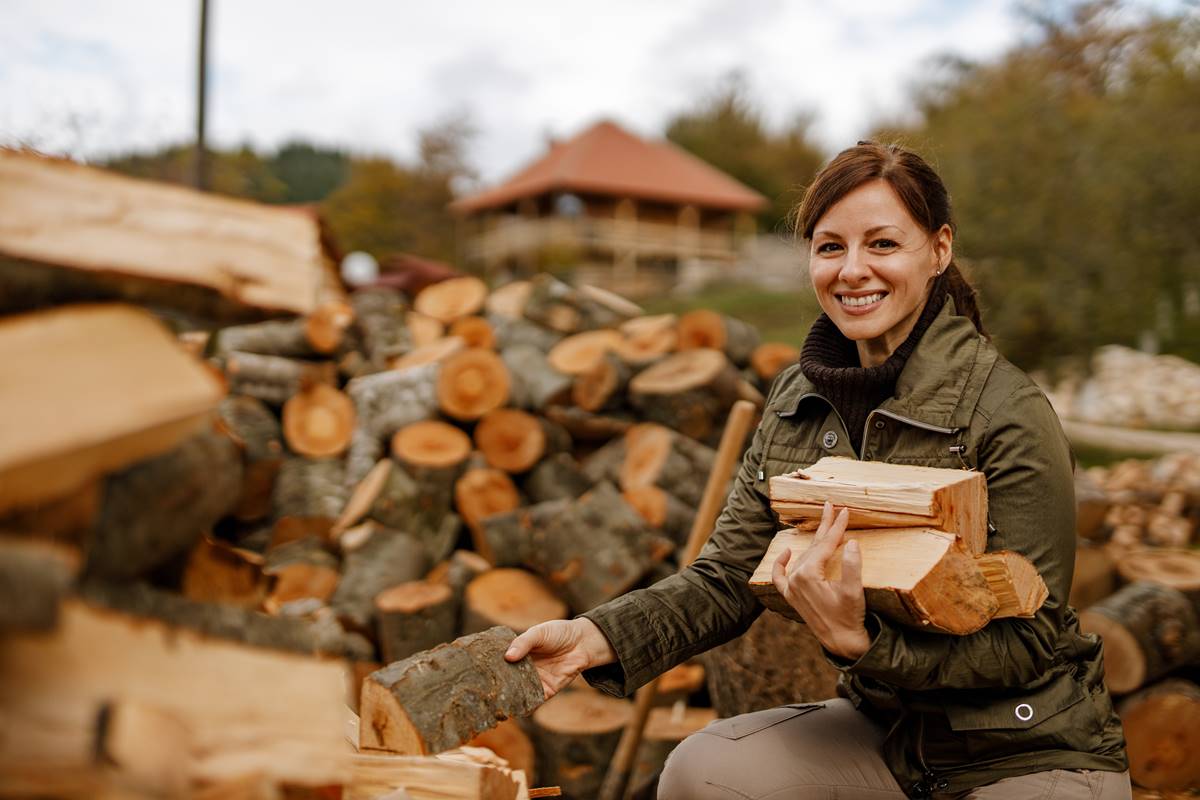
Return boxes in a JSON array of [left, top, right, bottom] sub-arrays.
[[771, 501, 871, 661]]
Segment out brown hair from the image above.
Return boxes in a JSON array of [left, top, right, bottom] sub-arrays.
[[794, 141, 986, 335]]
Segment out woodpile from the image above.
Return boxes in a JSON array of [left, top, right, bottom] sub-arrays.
[[1052, 345, 1200, 431]]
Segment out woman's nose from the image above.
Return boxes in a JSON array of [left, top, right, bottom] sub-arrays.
[[838, 245, 871, 282]]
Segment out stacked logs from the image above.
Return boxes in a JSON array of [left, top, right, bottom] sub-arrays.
[[1059, 345, 1200, 431], [1069, 454, 1200, 793]]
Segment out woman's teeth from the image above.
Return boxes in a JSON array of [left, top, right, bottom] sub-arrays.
[[839, 292, 885, 307]]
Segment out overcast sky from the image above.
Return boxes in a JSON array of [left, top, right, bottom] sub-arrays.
[[0, 1, 1161, 185]]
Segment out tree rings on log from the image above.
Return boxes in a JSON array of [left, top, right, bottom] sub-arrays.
[[531, 690, 632, 799], [1115, 547, 1200, 597], [628, 349, 740, 440], [283, 383, 356, 458], [359, 626, 544, 755], [619, 423, 715, 508], [413, 276, 488, 324], [615, 314, 677, 366], [1117, 678, 1200, 790], [463, 568, 568, 634], [547, 330, 623, 377], [392, 420, 472, 472], [454, 468, 521, 563], [223, 351, 338, 406], [448, 316, 496, 350], [375, 580, 456, 664], [305, 299, 355, 354], [437, 348, 511, 421], [1071, 543, 1117, 610], [750, 342, 800, 383], [677, 310, 760, 367], [475, 409, 552, 474], [1079, 581, 1200, 694]]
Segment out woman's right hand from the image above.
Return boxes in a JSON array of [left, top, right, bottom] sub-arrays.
[[504, 617, 617, 699]]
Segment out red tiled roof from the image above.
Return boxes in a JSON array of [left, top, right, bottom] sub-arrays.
[[450, 120, 767, 214]]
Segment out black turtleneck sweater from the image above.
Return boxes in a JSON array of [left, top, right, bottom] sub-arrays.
[[799, 276, 948, 454]]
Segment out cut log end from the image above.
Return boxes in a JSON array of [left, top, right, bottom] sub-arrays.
[[437, 348, 511, 421], [547, 330, 623, 377], [392, 420, 472, 470], [282, 383, 356, 458], [414, 276, 489, 324], [448, 316, 497, 350], [391, 337, 463, 372], [750, 342, 801, 382], [1118, 679, 1200, 791], [377, 580, 454, 615], [464, 568, 568, 634], [305, 300, 355, 353], [475, 409, 547, 474]]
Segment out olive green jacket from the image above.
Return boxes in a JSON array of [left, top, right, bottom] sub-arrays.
[[582, 296, 1128, 796]]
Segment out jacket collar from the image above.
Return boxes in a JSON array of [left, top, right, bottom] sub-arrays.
[[769, 295, 997, 431]]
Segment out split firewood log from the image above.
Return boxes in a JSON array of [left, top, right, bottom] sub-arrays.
[[547, 329, 624, 377], [216, 395, 284, 521], [572, 351, 633, 413], [486, 280, 532, 320], [438, 348, 511, 421], [524, 452, 591, 503], [359, 626, 544, 755], [631, 705, 718, 794], [1118, 678, 1200, 791], [449, 316, 497, 349], [531, 690, 632, 799], [619, 422, 716, 508], [0, 536, 79, 632], [352, 287, 410, 366], [85, 426, 243, 581], [454, 467, 521, 562], [622, 485, 696, 547], [414, 276, 488, 324], [1079, 581, 1200, 694], [614, 314, 677, 366], [462, 568, 568, 635], [769, 456, 989, 555], [975, 550, 1047, 618], [501, 344, 572, 410], [263, 560, 341, 617], [628, 349, 741, 441], [749, 342, 800, 384], [1071, 543, 1117, 610], [332, 524, 429, 632], [282, 383, 356, 458], [211, 302, 354, 358], [271, 456, 345, 544], [677, 309, 760, 367], [751, 528, 999, 635], [375, 580, 458, 664], [181, 535, 267, 609], [406, 310, 446, 347], [346, 750, 526, 800], [475, 409, 569, 474], [0, 304, 224, 516], [221, 351, 337, 406], [468, 718, 536, 782]]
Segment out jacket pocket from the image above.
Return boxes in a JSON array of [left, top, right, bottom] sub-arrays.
[[944, 675, 1100, 759], [701, 703, 824, 740]]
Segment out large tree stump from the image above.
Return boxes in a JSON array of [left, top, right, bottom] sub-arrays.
[[1117, 678, 1200, 790], [619, 423, 716, 508], [454, 467, 522, 563], [375, 580, 457, 664], [271, 456, 345, 543], [1079, 581, 1200, 694], [530, 690, 632, 799], [628, 349, 741, 440], [524, 452, 591, 503], [351, 287, 410, 367], [500, 344, 572, 410], [359, 626, 544, 755], [572, 351, 633, 413], [702, 611, 840, 717], [222, 351, 336, 406], [216, 395, 283, 522], [282, 383, 356, 458], [677, 310, 761, 367], [475, 409, 568, 474], [85, 427, 242, 581], [437, 348, 511, 421], [622, 485, 696, 547], [413, 276, 488, 324], [332, 525, 430, 632], [462, 568, 568, 635]]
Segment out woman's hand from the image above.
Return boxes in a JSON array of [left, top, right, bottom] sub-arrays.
[[772, 501, 871, 661], [504, 617, 617, 699]]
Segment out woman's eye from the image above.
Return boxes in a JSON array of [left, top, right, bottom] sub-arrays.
[[871, 239, 899, 250], [815, 242, 842, 254]]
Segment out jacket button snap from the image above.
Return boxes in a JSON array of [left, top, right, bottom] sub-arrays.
[[874, 420, 885, 430], [1015, 703, 1034, 722], [821, 431, 838, 449]]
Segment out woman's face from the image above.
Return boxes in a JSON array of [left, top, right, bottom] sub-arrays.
[[808, 179, 952, 366]]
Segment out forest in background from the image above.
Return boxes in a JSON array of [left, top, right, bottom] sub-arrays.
[[99, 1, 1199, 371]]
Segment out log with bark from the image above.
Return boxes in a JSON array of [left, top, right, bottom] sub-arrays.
[[770, 456, 989, 555], [216, 395, 284, 521], [676, 310, 761, 367], [221, 351, 337, 406], [621, 485, 696, 547], [530, 690, 632, 800], [1071, 543, 1117, 610], [359, 626, 544, 755], [547, 329, 624, 377], [391, 421, 473, 548], [0, 304, 225, 516], [351, 287, 410, 367], [486, 280, 532, 320], [1079, 581, 1200, 694], [614, 314, 677, 366], [572, 351, 633, 413], [332, 525, 430, 632], [628, 349, 741, 441], [345, 363, 440, 487], [437, 348, 512, 421], [211, 302, 353, 358], [619, 423, 717, 508], [523, 274, 639, 334], [502, 344, 573, 411], [413, 276, 489, 324], [427, 549, 492, 631], [750, 528, 999, 635], [462, 568, 568, 635], [390, 336, 464, 372], [545, 405, 634, 443], [271, 456, 345, 544], [1114, 548, 1200, 601], [0, 537, 79, 632], [524, 452, 591, 504], [375, 580, 458, 664], [282, 383, 356, 458], [180, 535, 267, 609], [1117, 678, 1200, 791], [454, 467, 522, 562]]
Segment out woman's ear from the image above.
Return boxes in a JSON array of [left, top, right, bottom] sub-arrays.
[[933, 224, 953, 271]]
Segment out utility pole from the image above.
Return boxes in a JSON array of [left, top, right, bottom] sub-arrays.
[[194, 0, 210, 190]]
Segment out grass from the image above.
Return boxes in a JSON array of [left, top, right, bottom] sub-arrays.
[[642, 281, 822, 348]]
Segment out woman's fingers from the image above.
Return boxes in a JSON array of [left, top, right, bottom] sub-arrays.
[[809, 506, 851, 568], [840, 538, 863, 594]]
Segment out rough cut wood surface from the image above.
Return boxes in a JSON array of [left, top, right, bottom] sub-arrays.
[[531, 689, 632, 800], [282, 383, 356, 458], [413, 276, 488, 324], [332, 525, 430, 632], [628, 349, 741, 440], [359, 626, 544, 756], [619, 423, 716, 508], [770, 456, 989, 555], [0, 304, 224, 515], [975, 550, 1048, 618], [462, 568, 568, 635], [750, 342, 801, 382], [1117, 678, 1200, 791], [437, 348, 511, 421], [751, 528, 998, 635], [676, 309, 760, 367], [345, 750, 523, 800], [0, 150, 343, 319]]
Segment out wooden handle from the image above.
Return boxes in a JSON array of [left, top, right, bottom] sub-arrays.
[[597, 400, 759, 800]]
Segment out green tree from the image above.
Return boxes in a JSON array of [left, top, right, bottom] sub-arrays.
[[269, 141, 350, 204]]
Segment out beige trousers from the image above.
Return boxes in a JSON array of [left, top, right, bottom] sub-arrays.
[[657, 699, 1131, 800]]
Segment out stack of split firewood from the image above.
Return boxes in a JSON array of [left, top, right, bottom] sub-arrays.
[[1070, 453, 1200, 794], [1056, 345, 1200, 431]]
